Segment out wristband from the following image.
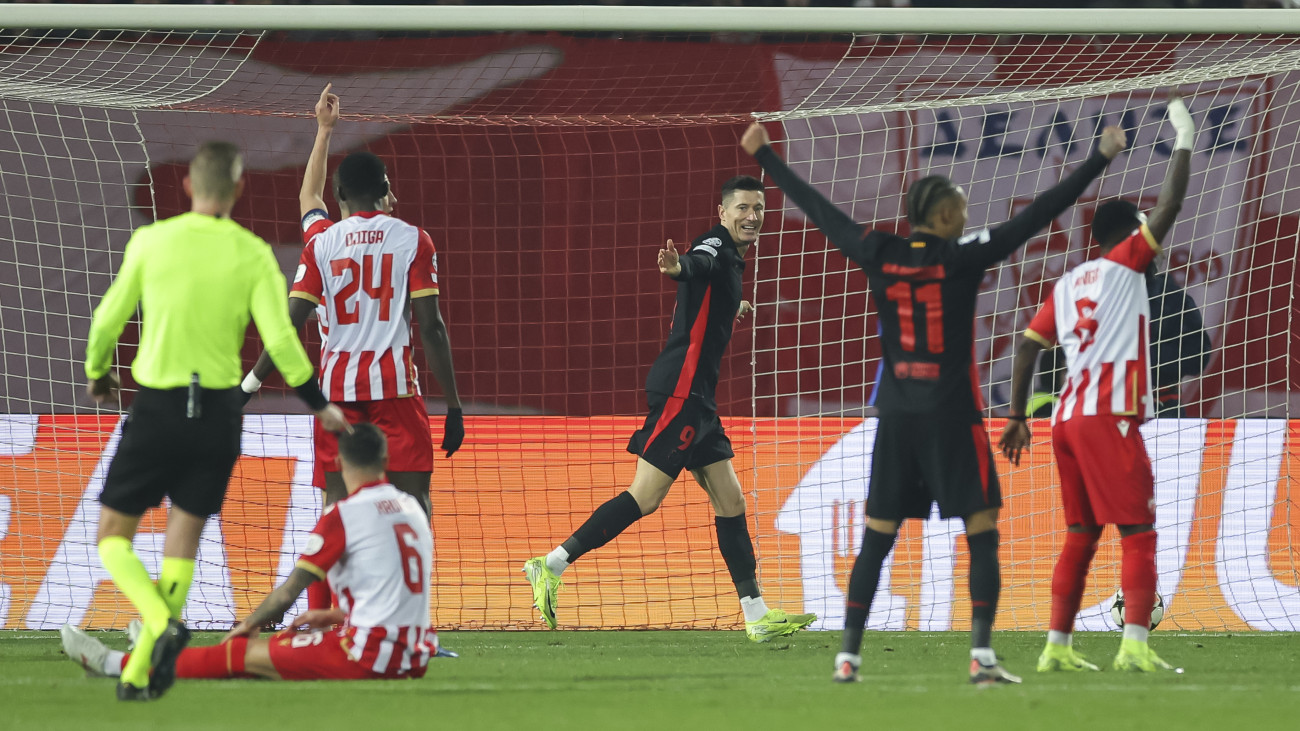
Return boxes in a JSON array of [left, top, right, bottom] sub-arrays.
[[241, 373, 263, 394], [1007, 414, 1027, 422], [1168, 97, 1195, 152]]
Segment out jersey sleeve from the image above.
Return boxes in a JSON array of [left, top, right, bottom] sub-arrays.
[[672, 238, 724, 280], [85, 230, 146, 379], [295, 504, 347, 579], [1025, 294, 1058, 347], [1103, 223, 1159, 272], [301, 208, 333, 246], [409, 229, 440, 298], [948, 150, 1111, 272], [249, 238, 316, 388], [289, 239, 324, 305]]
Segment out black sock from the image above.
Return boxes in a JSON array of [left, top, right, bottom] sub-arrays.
[[842, 527, 896, 655], [714, 514, 759, 600], [560, 491, 643, 562], [967, 529, 1000, 650]]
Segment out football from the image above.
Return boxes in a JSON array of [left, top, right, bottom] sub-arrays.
[[1109, 589, 1165, 630]]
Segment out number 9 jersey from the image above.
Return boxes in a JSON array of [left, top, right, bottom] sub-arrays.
[[291, 209, 440, 402]]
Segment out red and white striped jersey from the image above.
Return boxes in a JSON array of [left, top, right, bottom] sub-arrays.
[[1025, 224, 1160, 424], [295, 481, 435, 677], [291, 210, 440, 402]]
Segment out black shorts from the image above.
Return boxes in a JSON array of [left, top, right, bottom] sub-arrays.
[[626, 394, 734, 479], [99, 385, 243, 518], [866, 411, 1002, 521]]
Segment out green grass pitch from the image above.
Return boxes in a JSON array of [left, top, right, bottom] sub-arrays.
[[3, 630, 1298, 730]]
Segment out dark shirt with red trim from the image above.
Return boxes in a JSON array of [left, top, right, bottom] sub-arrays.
[[643, 224, 744, 410], [755, 144, 1111, 416]]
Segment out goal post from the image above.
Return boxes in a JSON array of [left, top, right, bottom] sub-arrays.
[[1, 7, 1297, 633]]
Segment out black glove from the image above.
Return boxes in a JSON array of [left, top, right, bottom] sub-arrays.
[[441, 408, 465, 457], [239, 388, 255, 407]]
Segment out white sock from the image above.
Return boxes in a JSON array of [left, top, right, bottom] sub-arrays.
[[971, 647, 997, 665], [545, 547, 571, 577], [1122, 623, 1150, 643], [835, 651, 861, 668], [1047, 630, 1071, 647], [104, 649, 125, 677], [740, 595, 770, 623]]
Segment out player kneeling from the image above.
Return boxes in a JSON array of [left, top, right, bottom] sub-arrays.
[[62, 424, 438, 684]]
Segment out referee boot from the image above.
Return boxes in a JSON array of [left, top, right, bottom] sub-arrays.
[[522, 557, 562, 630], [146, 619, 192, 698]]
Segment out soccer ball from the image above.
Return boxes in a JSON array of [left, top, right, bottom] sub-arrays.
[[1108, 589, 1165, 630]]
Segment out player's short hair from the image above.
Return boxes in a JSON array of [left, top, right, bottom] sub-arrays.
[[905, 175, 962, 226], [721, 175, 764, 206], [337, 422, 388, 472], [1091, 199, 1142, 248], [188, 141, 243, 201], [335, 151, 390, 204]]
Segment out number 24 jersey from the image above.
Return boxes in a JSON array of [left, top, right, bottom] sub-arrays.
[[291, 210, 440, 402]]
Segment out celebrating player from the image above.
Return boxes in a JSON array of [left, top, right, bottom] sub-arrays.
[[1000, 95, 1194, 673], [744, 120, 1127, 684], [62, 424, 438, 683], [244, 85, 463, 527], [522, 176, 816, 642], [83, 141, 348, 700]]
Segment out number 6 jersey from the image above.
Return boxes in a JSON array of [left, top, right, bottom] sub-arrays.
[[291, 210, 440, 401], [295, 480, 435, 674]]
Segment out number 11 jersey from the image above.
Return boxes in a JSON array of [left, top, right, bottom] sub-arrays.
[[291, 210, 440, 402]]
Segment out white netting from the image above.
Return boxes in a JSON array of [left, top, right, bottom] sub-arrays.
[[0, 18, 1296, 632], [757, 32, 1300, 632]]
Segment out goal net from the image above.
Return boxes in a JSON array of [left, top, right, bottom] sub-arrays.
[[1, 8, 1297, 633]]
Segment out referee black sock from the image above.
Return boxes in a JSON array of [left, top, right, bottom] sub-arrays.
[[842, 527, 896, 656], [561, 491, 643, 562], [967, 529, 1001, 650], [714, 514, 759, 600]]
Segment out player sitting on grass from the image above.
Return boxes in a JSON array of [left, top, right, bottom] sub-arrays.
[[1001, 94, 1194, 674], [62, 423, 439, 683]]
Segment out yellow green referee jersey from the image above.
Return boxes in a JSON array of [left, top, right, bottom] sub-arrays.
[[85, 211, 315, 390]]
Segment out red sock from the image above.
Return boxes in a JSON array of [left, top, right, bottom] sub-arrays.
[[307, 580, 333, 611], [1049, 530, 1100, 634], [1120, 530, 1158, 628], [121, 637, 250, 679]]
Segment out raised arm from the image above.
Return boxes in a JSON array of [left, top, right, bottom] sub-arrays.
[[412, 294, 464, 457], [741, 123, 869, 263], [1144, 96, 1194, 245], [300, 84, 339, 218], [970, 126, 1126, 267]]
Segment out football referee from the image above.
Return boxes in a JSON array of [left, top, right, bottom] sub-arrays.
[[84, 141, 348, 701]]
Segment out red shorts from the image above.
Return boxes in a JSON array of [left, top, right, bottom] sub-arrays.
[[1052, 415, 1155, 526], [314, 397, 434, 477], [267, 629, 431, 680]]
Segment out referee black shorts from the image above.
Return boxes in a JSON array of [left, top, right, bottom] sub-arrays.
[[626, 393, 734, 479], [99, 385, 243, 518], [866, 411, 1002, 522]]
